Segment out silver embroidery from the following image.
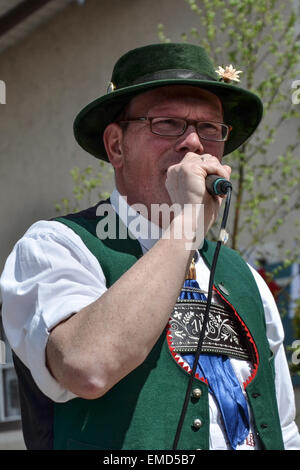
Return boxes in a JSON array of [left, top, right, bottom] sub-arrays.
[[169, 300, 251, 360]]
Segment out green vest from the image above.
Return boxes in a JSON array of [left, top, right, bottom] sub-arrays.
[[52, 203, 284, 450]]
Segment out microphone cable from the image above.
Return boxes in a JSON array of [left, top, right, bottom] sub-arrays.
[[172, 185, 232, 450]]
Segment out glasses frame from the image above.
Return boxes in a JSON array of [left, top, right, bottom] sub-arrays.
[[117, 116, 232, 142]]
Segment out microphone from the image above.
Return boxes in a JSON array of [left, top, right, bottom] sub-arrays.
[[206, 174, 232, 196]]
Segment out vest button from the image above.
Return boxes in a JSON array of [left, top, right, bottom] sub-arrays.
[[193, 418, 202, 429], [192, 388, 202, 399], [218, 283, 229, 296]]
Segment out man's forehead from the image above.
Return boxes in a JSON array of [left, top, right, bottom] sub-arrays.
[[126, 85, 223, 115]]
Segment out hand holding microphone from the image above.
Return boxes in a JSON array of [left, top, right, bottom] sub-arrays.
[[166, 153, 232, 203], [196, 153, 232, 196], [165, 152, 232, 235]]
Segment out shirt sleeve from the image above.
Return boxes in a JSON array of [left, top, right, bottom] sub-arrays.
[[249, 265, 300, 450], [0, 220, 108, 403]]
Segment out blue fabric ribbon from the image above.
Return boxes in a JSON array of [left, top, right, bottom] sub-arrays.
[[179, 279, 207, 301], [180, 279, 250, 449]]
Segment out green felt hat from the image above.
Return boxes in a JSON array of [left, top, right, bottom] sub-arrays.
[[73, 43, 263, 161]]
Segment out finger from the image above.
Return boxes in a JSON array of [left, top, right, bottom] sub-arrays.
[[191, 157, 231, 180], [182, 153, 230, 177], [221, 164, 232, 177]]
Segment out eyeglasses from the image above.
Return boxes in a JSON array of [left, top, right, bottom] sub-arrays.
[[117, 116, 232, 142]]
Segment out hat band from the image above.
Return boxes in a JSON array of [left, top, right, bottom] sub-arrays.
[[130, 69, 217, 86]]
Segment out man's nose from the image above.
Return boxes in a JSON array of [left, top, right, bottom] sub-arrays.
[[174, 125, 205, 154]]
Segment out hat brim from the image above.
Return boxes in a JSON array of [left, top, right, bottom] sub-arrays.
[[73, 78, 263, 161]]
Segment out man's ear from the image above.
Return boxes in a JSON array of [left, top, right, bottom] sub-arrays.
[[103, 123, 124, 169]]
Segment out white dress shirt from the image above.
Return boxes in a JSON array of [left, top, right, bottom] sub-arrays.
[[1, 188, 300, 450]]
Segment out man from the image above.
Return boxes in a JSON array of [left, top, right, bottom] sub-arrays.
[[1, 43, 300, 450]]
